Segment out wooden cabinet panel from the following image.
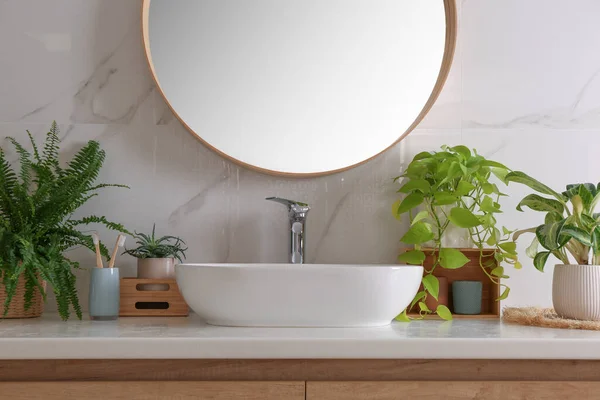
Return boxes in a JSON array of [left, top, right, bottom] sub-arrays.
[[307, 381, 600, 400], [0, 381, 305, 400]]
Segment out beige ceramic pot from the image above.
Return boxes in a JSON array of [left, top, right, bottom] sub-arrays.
[[137, 258, 175, 291], [553, 264, 600, 321]]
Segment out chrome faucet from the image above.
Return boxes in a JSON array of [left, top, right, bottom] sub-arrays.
[[266, 197, 310, 264]]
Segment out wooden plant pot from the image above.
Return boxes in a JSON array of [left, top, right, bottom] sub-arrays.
[[0, 277, 46, 319]]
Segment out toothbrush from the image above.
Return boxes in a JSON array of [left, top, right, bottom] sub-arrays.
[[92, 232, 104, 269], [108, 234, 126, 269]]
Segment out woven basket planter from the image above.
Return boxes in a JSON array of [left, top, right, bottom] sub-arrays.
[[0, 276, 46, 319]]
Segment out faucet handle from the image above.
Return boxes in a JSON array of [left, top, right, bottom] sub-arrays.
[[265, 197, 310, 213]]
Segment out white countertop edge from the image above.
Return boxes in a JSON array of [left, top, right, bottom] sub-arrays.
[[1, 337, 598, 360]]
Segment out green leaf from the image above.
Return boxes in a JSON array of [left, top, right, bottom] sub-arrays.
[[498, 286, 510, 301], [413, 151, 433, 161], [581, 214, 598, 230], [561, 225, 593, 247], [486, 230, 498, 246], [590, 191, 600, 212], [438, 248, 470, 269], [495, 252, 505, 263], [514, 261, 523, 270], [422, 274, 440, 300], [526, 236, 539, 258], [482, 183, 495, 195], [579, 185, 595, 208], [410, 291, 427, 309], [506, 171, 565, 201], [394, 310, 411, 322], [564, 184, 594, 209], [455, 180, 476, 196], [448, 207, 482, 228], [392, 199, 402, 220], [480, 160, 509, 170], [436, 305, 453, 321], [400, 222, 435, 245], [490, 167, 509, 184], [545, 212, 563, 224], [481, 195, 501, 213], [434, 192, 457, 206], [533, 251, 551, 272], [411, 210, 430, 225], [516, 194, 564, 214], [398, 179, 431, 194], [593, 226, 600, 254], [536, 219, 569, 250], [466, 155, 483, 169], [491, 266, 508, 278], [447, 161, 464, 180], [571, 195, 584, 217], [397, 192, 424, 214], [418, 301, 431, 313], [499, 241, 517, 254], [398, 250, 426, 265], [451, 145, 471, 159]]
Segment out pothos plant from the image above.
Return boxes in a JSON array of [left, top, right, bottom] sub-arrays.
[[392, 146, 520, 320], [508, 172, 600, 268]]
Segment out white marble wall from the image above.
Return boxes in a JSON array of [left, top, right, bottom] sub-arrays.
[[1, 0, 600, 312]]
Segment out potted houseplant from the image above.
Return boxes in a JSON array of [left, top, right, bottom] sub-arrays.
[[0, 122, 129, 320], [507, 172, 600, 320], [123, 224, 187, 286], [393, 145, 519, 320]]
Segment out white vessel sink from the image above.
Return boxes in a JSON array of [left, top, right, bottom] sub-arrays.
[[176, 264, 423, 327]]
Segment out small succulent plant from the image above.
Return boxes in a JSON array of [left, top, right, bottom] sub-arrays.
[[122, 224, 187, 262]]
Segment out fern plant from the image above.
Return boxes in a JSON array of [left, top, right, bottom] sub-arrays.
[[123, 224, 187, 262], [0, 122, 129, 320]]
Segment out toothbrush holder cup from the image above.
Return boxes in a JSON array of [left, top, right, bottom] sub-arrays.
[[89, 267, 120, 321]]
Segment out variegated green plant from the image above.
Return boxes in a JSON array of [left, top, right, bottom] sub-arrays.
[[508, 172, 600, 269], [392, 146, 519, 321]]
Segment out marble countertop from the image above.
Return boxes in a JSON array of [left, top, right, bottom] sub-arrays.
[[0, 314, 599, 360]]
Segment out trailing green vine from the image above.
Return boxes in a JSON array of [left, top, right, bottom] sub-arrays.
[[392, 146, 519, 320]]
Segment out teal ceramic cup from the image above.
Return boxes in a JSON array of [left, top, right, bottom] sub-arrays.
[[89, 268, 120, 320], [452, 280, 482, 315]]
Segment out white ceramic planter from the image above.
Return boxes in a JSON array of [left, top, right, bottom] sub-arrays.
[[137, 258, 175, 291], [553, 264, 600, 321]]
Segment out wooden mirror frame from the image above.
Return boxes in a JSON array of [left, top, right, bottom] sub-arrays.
[[142, 0, 457, 178]]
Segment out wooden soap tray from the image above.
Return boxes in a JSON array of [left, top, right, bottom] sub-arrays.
[[119, 278, 189, 317]]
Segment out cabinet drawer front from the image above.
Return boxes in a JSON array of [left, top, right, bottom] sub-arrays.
[[0, 381, 305, 400], [307, 381, 600, 400]]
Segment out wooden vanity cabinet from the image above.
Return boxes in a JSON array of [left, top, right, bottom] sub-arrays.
[[306, 381, 600, 400], [2, 359, 600, 400], [0, 382, 305, 400]]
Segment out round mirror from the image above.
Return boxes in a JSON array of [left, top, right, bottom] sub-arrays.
[[143, 0, 456, 176]]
